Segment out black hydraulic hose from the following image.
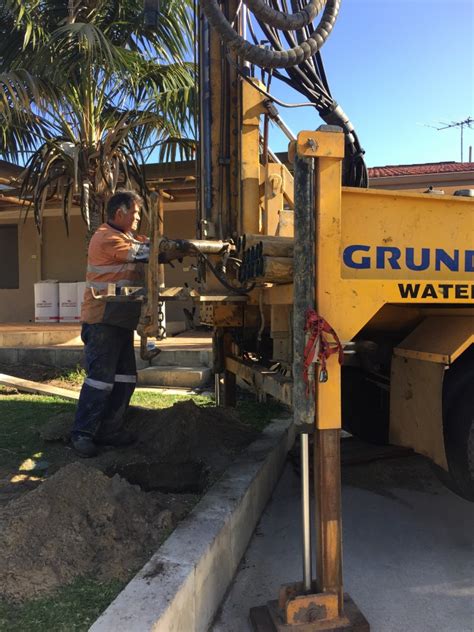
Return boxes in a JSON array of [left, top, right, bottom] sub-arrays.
[[201, 0, 367, 187], [244, 0, 324, 30], [256, 0, 368, 187], [191, 244, 254, 295], [201, 0, 340, 68]]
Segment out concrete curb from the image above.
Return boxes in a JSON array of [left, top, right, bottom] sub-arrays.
[[90, 416, 295, 632], [0, 346, 212, 370]]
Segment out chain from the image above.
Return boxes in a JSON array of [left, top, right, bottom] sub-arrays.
[[156, 299, 166, 340]]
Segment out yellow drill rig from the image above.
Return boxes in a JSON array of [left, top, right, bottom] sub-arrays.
[[137, 1, 474, 629]]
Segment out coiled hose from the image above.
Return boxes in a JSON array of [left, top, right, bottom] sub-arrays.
[[201, 0, 367, 187], [201, 0, 340, 68]]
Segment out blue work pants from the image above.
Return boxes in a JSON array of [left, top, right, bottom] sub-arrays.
[[72, 323, 137, 439]]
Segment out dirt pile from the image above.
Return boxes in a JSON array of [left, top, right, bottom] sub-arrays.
[[0, 462, 173, 602], [39, 400, 259, 475], [125, 400, 258, 469], [0, 400, 260, 602]]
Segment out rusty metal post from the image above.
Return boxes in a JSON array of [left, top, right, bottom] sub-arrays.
[[314, 429, 343, 606]]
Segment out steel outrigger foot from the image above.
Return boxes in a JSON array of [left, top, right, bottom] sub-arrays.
[[250, 591, 369, 632]]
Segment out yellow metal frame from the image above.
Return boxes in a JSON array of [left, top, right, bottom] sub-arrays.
[[394, 316, 474, 364], [293, 129, 474, 431]]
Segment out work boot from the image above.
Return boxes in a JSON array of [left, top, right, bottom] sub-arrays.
[[95, 430, 137, 447], [72, 434, 99, 458]]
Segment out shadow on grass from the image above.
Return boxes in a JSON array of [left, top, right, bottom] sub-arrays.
[[0, 391, 75, 473]]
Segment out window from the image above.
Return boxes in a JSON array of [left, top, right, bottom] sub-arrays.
[[0, 225, 19, 289]]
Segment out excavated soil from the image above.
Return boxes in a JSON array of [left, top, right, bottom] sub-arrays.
[[0, 463, 174, 601], [0, 400, 259, 602], [37, 399, 258, 475]]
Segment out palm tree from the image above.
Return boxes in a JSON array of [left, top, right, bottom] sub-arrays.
[[0, 0, 196, 235]]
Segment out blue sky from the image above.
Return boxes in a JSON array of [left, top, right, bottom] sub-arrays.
[[266, 0, 474, 167]]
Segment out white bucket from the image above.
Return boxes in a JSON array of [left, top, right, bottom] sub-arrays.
[[59, 282, 79, 322], [76, 281, 86, 318], [34, 281, 59, 323]]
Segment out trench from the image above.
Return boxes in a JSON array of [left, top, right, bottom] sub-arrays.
[[107, 461, 209, 494]]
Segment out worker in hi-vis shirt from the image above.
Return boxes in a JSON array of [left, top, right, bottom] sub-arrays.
[[72, 190, 151, 457]]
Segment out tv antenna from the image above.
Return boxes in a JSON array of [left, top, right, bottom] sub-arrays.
[[433, 117, 474, 162]]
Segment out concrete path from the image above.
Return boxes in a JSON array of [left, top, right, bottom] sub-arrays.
[[212, 450, 474, 632]]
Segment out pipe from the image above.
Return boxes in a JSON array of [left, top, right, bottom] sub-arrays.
[[264, 100, 297, 141], [215, 372, 221, 406], [301, 433, 312, 591], [187, 239, 232, 254], [198, 11, 213, 234], [242, 233, 293, 250]]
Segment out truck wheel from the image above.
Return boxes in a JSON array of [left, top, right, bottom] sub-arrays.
[[440, 348, 474, 501], [442, 384, 474, 501]]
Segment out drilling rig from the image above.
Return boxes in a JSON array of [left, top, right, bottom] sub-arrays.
[[135, 1, 474, 630]]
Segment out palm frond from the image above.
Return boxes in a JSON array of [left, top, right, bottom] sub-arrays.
[[2, 0, 197, 236]]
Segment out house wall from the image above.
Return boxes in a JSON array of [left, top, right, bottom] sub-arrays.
[[41, 216, 88, 281], [162, 209, 198, 323], [0, 216, 40, 322]]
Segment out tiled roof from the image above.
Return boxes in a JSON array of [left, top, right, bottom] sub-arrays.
[[368, 162, 474, 178], [0, 159, 23, 178]]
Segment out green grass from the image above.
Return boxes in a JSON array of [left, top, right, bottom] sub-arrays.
[[56, 365, 86, 386], [235, 396, 287, 431], [131, 390, 212, 409], [0, 577, 126, 632], [0, 390, 75, 470], [132, 389, 286, 431]]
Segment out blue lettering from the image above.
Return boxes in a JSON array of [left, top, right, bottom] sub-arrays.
[[435, 249, 459, 272], [466, 250, 474, 272], [343, 246, 474, 272], [343, 245, 370, 269], [406, 247, 430, 271], [376, 247, 401, 270]]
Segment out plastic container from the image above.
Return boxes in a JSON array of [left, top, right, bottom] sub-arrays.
[[76, 281, 86, 318], [59, 282, 79, 322], [34, 281, 59, 322]]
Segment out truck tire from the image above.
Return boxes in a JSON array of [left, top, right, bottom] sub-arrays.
[[442, 383, 474, 501], [440, 347, 474, 501]]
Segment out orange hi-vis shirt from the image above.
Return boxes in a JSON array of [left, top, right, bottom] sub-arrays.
[[81, 223, 148, 325]]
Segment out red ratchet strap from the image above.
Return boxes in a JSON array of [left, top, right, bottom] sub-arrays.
[[303, 309, 344, 390]]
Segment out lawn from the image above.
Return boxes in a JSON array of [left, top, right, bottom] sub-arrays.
[[0, 578, 126, 632]]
